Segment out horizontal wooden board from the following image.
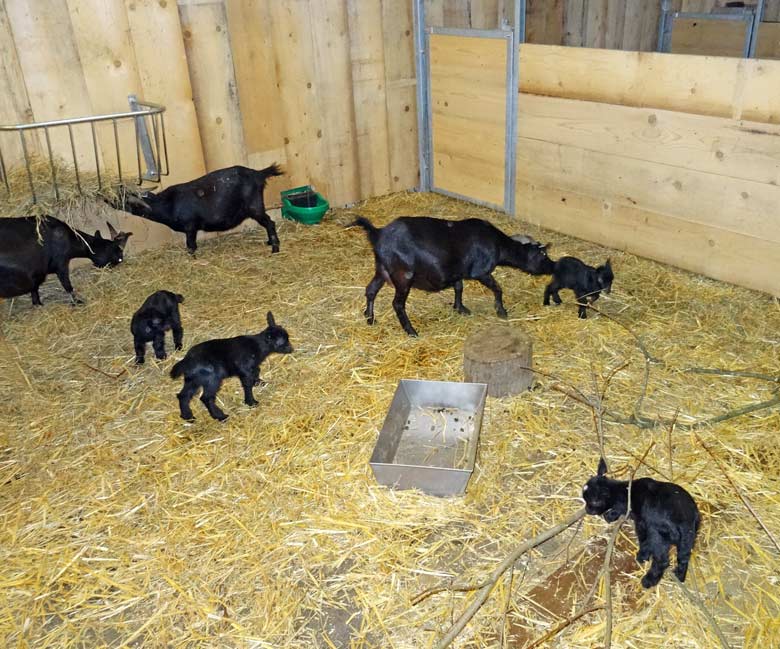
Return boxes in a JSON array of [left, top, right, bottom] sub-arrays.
[[518, 93, 780, 185], [756, 22, 780, 60], [670, 18, 748, 58], [517, 136, 780, 245], [516, 179, 780, 297], [431, 34, 507, 205], [519, 43, 780, 124]]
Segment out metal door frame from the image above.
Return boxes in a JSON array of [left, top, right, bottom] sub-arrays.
[[413, 0, 526, 216]]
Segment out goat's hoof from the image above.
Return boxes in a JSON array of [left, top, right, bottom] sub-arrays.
[[246, 400, 259, 408], [641, 574, 660, 589], [156, 353, 167, 360], [365, 315, 375, 325], [216, 415, 229, 423], [496, 309, 508, 319], [271, 245, 280, 253], [174, 344, 183, 351], [405, 329, 419, 338], [636, 550, 649, 563], [135, 358, 145, 365], [673, 567, 687, 582], [455, 305, 471, 315], [180, 414, 195, 422]]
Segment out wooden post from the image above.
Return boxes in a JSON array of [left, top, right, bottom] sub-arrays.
[[464, 326, 534, 397]]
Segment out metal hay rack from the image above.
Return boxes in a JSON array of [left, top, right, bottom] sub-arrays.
[[0, 95, 169, 204]]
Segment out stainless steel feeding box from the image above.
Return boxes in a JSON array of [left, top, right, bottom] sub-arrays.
[[369, 379, 488, 497]]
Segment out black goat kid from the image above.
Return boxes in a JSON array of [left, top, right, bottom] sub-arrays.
[[544, 256, 613, 319], [131, 290, 185, 364], [170, 311, 293, 421], [352, 216, 554, 336], [114, 164, 283, 254], [582, 459, 700, 588]]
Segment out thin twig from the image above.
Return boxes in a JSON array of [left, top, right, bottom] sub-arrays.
[[523, 606, 604, 649], [417, 508, 587, 649], [81, 361, 126, 380], [693, 432, 780, 553]]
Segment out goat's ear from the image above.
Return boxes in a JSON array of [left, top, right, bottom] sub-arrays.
[[94, 229, 103, 240], [605, 258, 612, 270], [114, 232, 132, 250], [543, 242, 551, 251], [266, 311, 276, 327], [106, 221, 119, 239], [597, 457, 608, 477]]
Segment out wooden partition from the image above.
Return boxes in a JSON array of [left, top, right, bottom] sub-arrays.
[[516, 44, 780, 297], [0, 0, 419, 252], [430, 33, 509, 208]]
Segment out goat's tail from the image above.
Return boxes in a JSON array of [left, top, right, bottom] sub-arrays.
[[350, 217, 380, 246], [170, 358, 188, 379], [175, 293, 184, 304], [254, 163, 284, 190]]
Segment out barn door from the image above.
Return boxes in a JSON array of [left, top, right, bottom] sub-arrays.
[[426, 30, 513, 212]]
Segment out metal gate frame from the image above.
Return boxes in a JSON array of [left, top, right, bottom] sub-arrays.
[[413, 0, 526, 216]]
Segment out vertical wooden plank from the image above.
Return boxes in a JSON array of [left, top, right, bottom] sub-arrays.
[[622, 0, 644, 51], [224, 0, 286, 176], [470, 0, 499, 29], [425, 0, 445, 28], [497, 0, 514, 30], [5, 0, 97, 169], [525, 0, 547, 44], [764, 1, 780, 22], [267, 0, 328, 194], [638, 1, 662, 52], [443, 0, 470, 28], [347, 0, 392, 198], [584, 0, 608, 49], [178, 1, 246, 172], [66, 0, 142, 175], [0, 1, 40, 167], [125, 0, 206, 186], [382, 0, 418, 192], [309, 0, 361, 204], [563, 0, 585, 47], [604, 0, 625, 50]]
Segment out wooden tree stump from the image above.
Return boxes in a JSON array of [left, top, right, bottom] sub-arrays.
[[463, 326, 533, 398]]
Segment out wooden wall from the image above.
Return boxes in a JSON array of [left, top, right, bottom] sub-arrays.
[[0, 0, 419, 251], [516, 44, 780, 297]]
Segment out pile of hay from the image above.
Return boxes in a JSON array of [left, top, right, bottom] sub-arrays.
[[0, 191, 778, 648]]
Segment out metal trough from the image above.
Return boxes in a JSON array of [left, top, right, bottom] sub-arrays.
[[369, 379, 488, 497]]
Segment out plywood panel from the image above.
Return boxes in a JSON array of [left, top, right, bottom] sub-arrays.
[[179, 1, 247, 171], [739, 58, 780, 123], [224, 0, 286, 163], [517, 179, 780, 297], [347, 0, 392, 198], [125, 0, 205, 186], [67, 0, 142, 176], [6, 0, 97, 170], [382, 0, 418, 192], [0, 1, 40, 168], [518, 93, 780, 185], [310, 0, 361, 204], [268, 1, 328, 194], [516, 136, 780, 244], [430, 34, 506, 206], [670, 18, 748, 58], [756, 21, 780, 60]]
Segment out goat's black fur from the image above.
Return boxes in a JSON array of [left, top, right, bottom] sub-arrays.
[[131, 290, 185, 364], [544, 256, 613, 319], [170, 311, 293, 421], [351, 216, 554, 336], [582, 458, 700, 588]]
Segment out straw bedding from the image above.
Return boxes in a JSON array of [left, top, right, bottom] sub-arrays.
[[0, 189, 778, 648]]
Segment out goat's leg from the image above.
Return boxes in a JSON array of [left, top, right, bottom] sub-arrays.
[[543, 278, 562, 306], [635, 520, 651, 563], [31, 287, 42, 306], [200, 378, 228, 421], [391, 273, 417, 337], [54, 265, 83, 305], [185, 230, 198, 255], [134, 338, 147, 364], [574, 290, 588, 319], [177, 378, 199, 421], [252, 211, 280, 253], [641, 531, 671, 588], [364, 269, 385, 325], [478, 274, 507, 318], [673, 526, 697, 582], [152, 333, 167, 360], [239, 369, 259, 406], [171, 313, 184, 350], [453, 280, 471, 315]]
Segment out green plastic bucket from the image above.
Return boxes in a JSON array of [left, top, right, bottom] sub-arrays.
[[280, 185, 329, 225]]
